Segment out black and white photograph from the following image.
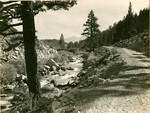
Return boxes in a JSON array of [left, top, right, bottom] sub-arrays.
[[0, 0, 149, 113]]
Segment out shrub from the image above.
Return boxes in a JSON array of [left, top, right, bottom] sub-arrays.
[[1, 63, 17, 85], [10, 60, 26, 75], [53, 51, 73, 65], [82, 52, 89, 60], [67, 48, 76, 53]]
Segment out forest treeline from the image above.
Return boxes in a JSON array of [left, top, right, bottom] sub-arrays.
[[67, 3, 149, 51]]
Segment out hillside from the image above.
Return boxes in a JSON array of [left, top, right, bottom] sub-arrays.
[[1, 39, 58, 62], [65, 36, 86, 43], [40, 39, 60, 50], [114, 31, 149, 56]]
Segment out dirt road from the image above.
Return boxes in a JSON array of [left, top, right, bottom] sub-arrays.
[[72, 47, 150, 113]]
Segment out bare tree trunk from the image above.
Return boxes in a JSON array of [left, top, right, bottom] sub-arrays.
[[21, 1, 40, 108]]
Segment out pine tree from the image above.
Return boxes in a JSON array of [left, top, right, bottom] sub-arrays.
[[81, 10, 100, 51], [67, 41, 74, 49], [59, 33, 65, 49], [128, 2, 133, 16], [0, 0, 76, 108], [123, 2, 134, 39]]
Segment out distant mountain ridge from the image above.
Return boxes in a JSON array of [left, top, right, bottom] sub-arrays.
[[64, 36, 86, 43], [40, 39, 68, 50]]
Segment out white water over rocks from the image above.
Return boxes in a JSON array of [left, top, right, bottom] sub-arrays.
[[41, 55, 83, 98]]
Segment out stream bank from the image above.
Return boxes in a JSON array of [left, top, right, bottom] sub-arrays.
[[0, 54, 83, 113], [41, 55, 83, 99]]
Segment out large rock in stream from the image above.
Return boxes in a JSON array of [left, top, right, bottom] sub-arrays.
[[46, 59, 60, 71]]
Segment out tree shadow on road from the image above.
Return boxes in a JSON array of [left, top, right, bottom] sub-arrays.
[[140, 59, 150, 62], [72, 59, 150, 108], [130, 56, 146, 59], [110, 73, 150, 89], [73, 88, 137, 107], [105, 60, 150, 91], [122, 65, 150, 71]]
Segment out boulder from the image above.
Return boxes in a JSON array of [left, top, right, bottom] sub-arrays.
[[4, 85, 15, 91], [42, 83, 54, 91], [0, 94, 8, 97], [87, 51, 97, 60], [51, 71, 59, 75], [74, 68, 79, 71], [46, 59, 60, 70], [44, 65, 50, 70], [67, 67, 74, 70], [68, 78, 78, 87], [51, 101, 61, 110], [77, 71, 86, 77], [63, 106, 76, 113], [12, 94, 24, 102], [59, 97, 68, 104], [69, 58, 76, 62], [61, 67, 66, 71], [1, 105, 7, 110]]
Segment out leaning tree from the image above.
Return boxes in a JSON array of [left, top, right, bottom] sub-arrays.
[[0, 0, 76, 107]]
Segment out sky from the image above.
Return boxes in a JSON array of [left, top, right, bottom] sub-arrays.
[[16, 0, 149, 39]]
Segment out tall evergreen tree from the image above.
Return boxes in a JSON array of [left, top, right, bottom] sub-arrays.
[[81, 10, 100, 51], [59, 33, 65, 49], [0, 0, 76, 108], [128, 2, 133, 15], [123, 2, 134, 39]]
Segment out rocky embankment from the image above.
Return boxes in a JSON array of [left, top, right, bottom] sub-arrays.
[[0, 39, 72, 112], [77, 47, 125, 87], [114, 31, 149, 56]]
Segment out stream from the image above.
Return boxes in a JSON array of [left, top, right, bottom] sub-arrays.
[[0, 93, 14, 113], [41, 55, 83, 98], [0, 55, 83, 112]]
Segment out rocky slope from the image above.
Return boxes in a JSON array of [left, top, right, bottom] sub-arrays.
[[114, 31, 149, 56], [1, 39, 58, 62], [0, 38, 81, 112], [78, 46, 125, 87]]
